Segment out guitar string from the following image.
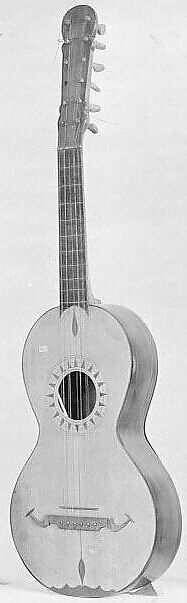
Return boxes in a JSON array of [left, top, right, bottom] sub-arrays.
[[76, 144, 87, 542], [79, 23, 90, 560], [79, 142, 97, 547], [68, 40, 79, 514], [79, 24, 89, 426], [75, 22, 94, 556], [74, 27, 95, 533], [68, 145, 77, 511], [80, 28, 102, 555], [72, 20, 92, 559], [78, 145, 90, 421], [76, 146, 87, 431], [62, 35, 72, 511], [79, 28, 90, 491], [76, 40, 93, 491], [60, 23, 93, 554], [60, 147, 72, 510], [63, 116, 70, 511], [73, 43, 84, 536], [58, 149, 68, 510], [68, 29, 77, 512], [69, 27, 84, 519], [59, 148, 68, 506], [72, 42, 84, 548]]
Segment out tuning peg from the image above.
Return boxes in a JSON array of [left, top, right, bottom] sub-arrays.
[[88, 123, 98, 134], [93, 63, 105, 72], [94, 41, 106, 50], [90, 82, 100, 92], [97, 24, 106, 35], [89, 103, 100, 112]]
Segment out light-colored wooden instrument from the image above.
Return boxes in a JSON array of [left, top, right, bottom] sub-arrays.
[[10, 4, 182, 597]]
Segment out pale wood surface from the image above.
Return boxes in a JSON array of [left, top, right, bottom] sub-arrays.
[[10, 304, 157, 594], [104, 305, 182, 592]]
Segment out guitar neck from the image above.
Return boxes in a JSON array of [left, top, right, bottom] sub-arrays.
[[57, 3, 100, 313], [58, 146, 89, 312]]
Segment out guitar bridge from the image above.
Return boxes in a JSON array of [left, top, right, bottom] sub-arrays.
[[26, 509, 133, 533]]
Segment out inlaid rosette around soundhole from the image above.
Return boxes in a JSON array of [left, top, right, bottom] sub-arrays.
[[46, 356, 108, 434]]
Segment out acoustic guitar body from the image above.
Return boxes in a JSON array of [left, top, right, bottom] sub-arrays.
[[10, 303, 181, 595]]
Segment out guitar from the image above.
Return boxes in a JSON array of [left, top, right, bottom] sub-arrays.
[[10, 4, 182, 597]]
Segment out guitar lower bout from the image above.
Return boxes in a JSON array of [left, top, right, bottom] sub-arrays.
[[10, 303, 181, 595]]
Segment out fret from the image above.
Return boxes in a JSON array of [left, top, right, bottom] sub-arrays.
[[60, 276, 87, 285], [59, 220, 83, 236], [59, 243, 86, 254], [59, 273, 86, 281], [58, 149, 83, 166], [60, 276, 88, 288], [60, 290, 88, 301], [59, 163, 83, 170], [59, 238, 86, 246], [59, 191, 84, 224], [60, 280, 87, 291], [59, 259, 86, 268], [59, 183, 82, 189], [58, 166, 81, 186], [60, 283, 87, 292], [60, 262, 86, 266], [60, 250, 86, 265], [59, 202, 83, 215], [58, 145, 88, 312], [59, 271, 86, 279], [59, 217, 84, 223], [61, 282, 85, 296], [59, 258, 86, 266], [59, 184, 82, 196], [59, 234, 85, 239], [58, 150, 82, 160], [60, 277, 87, 286], [61, 291, 88, 300], [59, 206, 84, 222], [59, 199, 83, 205], [59, 266, 86, 279], [62, 301, 88, 311], [59, 242, 85, 251], [60, 298, 88, 308], [59, 199, 84, 208]]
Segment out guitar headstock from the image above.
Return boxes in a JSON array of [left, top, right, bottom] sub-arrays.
[[58, 5, 105, 149]]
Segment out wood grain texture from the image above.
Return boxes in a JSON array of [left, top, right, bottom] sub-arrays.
[[103, 304, 182, 592], [58, 4, 98, 149], [10, 303, 181, 595]]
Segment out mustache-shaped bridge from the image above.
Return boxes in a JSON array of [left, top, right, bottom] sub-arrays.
[[26, 509, 133, 533]]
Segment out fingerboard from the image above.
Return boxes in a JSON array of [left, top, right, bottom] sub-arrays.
[[58, 147, 88, 312]]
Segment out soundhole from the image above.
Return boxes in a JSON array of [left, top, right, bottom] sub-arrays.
[[58, 370, 96, 421]]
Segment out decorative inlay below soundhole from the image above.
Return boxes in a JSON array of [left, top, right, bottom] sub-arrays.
[[72, 309, 78, 336], [46, 355, 108, 434], [50, 584, 116, 597], [50, 580, 157, 597]]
